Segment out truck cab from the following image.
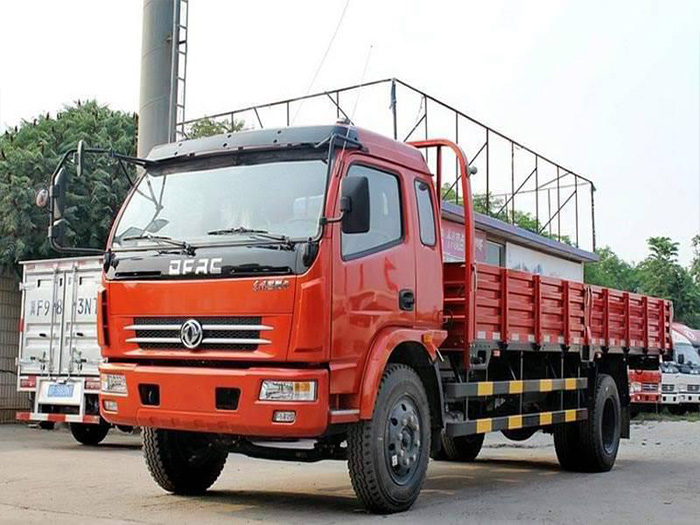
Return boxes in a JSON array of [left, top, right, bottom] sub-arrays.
[[663, 328, 700, 414]]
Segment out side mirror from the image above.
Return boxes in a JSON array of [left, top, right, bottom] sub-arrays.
[[469, 165, 478, 176], [340, 176, 370, 234], [48, 167, 68, 245], [75, 140, 86, 177]]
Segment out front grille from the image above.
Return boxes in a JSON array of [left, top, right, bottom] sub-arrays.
[[687, 384, 700, 393], [662, 384, 675, 393], [125, 316, 271, 350], [642, 383, 658, 392]]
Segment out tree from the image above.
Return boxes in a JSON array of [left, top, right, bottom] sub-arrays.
[[584, 246, 638, 292], [186, 117, 245, 139], [442, 185, 572, 244], [691, 234, 700, 285], [636, 237, 700, 327], [0, 101, 137, 274]]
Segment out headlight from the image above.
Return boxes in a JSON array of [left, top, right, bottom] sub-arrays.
[[101, 374, 127, 395], [630, 381, 642, 393], [259, 380, 317, 401]]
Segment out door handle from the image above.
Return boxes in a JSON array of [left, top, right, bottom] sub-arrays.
[[399, 289, 415, 311]]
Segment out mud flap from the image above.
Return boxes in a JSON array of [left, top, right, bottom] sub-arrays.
[[621, 406, 630, 439]]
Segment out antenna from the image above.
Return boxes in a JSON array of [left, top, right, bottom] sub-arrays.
[[349, 44, 374, 123], [292, 0, 350, 125]]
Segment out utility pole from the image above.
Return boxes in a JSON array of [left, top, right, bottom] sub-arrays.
[[137, 0, 182, 157]]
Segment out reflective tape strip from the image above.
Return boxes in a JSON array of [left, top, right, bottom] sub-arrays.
[[478, 382, 494, 396], [15, 412, 100, 425], [446, 408, 588, 437], [539, 412, 553, 425], [445, 378, 587, 398]]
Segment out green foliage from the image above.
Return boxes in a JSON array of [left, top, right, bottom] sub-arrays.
[[186, 117, 245, 139], [0, 101, 137, 273], [636, 237, 700, 327], [584, 246, 638, 292], [443, 185, 572, 245], [585, 237, 700, 328], [691, 234, 700, 285]]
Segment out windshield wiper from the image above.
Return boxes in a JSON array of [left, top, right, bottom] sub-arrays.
[[207, 227, 292, 244], [121, 233, 196, 255]]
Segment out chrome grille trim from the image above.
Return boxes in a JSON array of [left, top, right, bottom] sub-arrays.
[[126, 316, 269, 350], [125, 324, 273, 331]]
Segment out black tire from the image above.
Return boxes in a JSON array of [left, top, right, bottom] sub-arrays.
[[70, 421, 110, 446], [554, 373, 621, 472], [143, 428, 227, 495], [117, 425, 134, 433], [38, 421, 56, 430], [347, 364, 431, 514], [502, 427, 538, 442], [440, 431, 484, 461], [668, 405, 687, 416]]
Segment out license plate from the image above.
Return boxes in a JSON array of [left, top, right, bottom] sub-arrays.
[[48, 383, 74, 398]]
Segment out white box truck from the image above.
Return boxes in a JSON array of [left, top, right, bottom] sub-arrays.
[[15, 256, 117, 444]]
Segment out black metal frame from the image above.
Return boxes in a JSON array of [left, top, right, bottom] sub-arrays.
[[179, 78, 597, 252]]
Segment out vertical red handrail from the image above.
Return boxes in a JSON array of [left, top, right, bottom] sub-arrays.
[[409, 139, 475, 364]]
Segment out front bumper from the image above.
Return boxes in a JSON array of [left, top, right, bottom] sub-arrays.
[[99, 363, 329, 437], [678, 392, 700, 404], [630, 393, 659, 404]]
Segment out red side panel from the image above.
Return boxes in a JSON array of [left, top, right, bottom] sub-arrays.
[[442, 262, 671, 354], [588, 286, 672, 350], [468, 264, 586, 346]]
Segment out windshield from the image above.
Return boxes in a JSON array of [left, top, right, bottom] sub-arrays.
[[112, 157, 327, 248], [675, 343, 700, 366]]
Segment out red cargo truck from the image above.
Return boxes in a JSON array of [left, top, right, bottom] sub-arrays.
[[44, 126, 672, 513]]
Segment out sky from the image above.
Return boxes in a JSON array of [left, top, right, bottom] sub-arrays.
[[0, 0, 698, 265]]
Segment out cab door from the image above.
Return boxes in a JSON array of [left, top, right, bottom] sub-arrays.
[[331, 158, 416, 393]]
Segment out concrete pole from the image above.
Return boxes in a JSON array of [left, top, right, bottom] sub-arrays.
[[137, 0, 179, 157]]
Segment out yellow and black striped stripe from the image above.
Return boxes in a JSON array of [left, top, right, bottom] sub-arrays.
[[445, 378, 587, 399], [446, 408, 588, 437]]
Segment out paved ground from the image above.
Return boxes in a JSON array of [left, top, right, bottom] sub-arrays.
[[0, 421, 698, 524]]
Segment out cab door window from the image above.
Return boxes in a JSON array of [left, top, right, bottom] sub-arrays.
[[341, 165, 402, 260]]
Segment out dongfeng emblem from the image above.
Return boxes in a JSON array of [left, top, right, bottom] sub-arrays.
[[180, 319, 203, 349]]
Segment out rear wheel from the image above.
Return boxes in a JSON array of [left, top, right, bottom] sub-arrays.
[[70, 420, 110, 446], [347, 364, 431, 514], [143, 428, 227, 495], [668, 405, 687, 416], [440, 432, 484, 461], [554, 373, 621, 472]]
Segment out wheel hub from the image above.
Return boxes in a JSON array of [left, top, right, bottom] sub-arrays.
[[385, 396, 422, 484]]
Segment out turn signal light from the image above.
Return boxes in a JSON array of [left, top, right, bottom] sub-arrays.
[[259, 380, 317, 401]]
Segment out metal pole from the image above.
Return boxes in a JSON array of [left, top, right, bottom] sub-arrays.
[[138, 0, 179, 156], [511, 143, 515, 223], [486, 130, 490, 215], [535, 156, 539, 229]]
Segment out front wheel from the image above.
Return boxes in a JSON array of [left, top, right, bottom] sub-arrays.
[[143, 428, 227, 495], [70, 421, 110, 446], [347, 364, 431, 514]]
